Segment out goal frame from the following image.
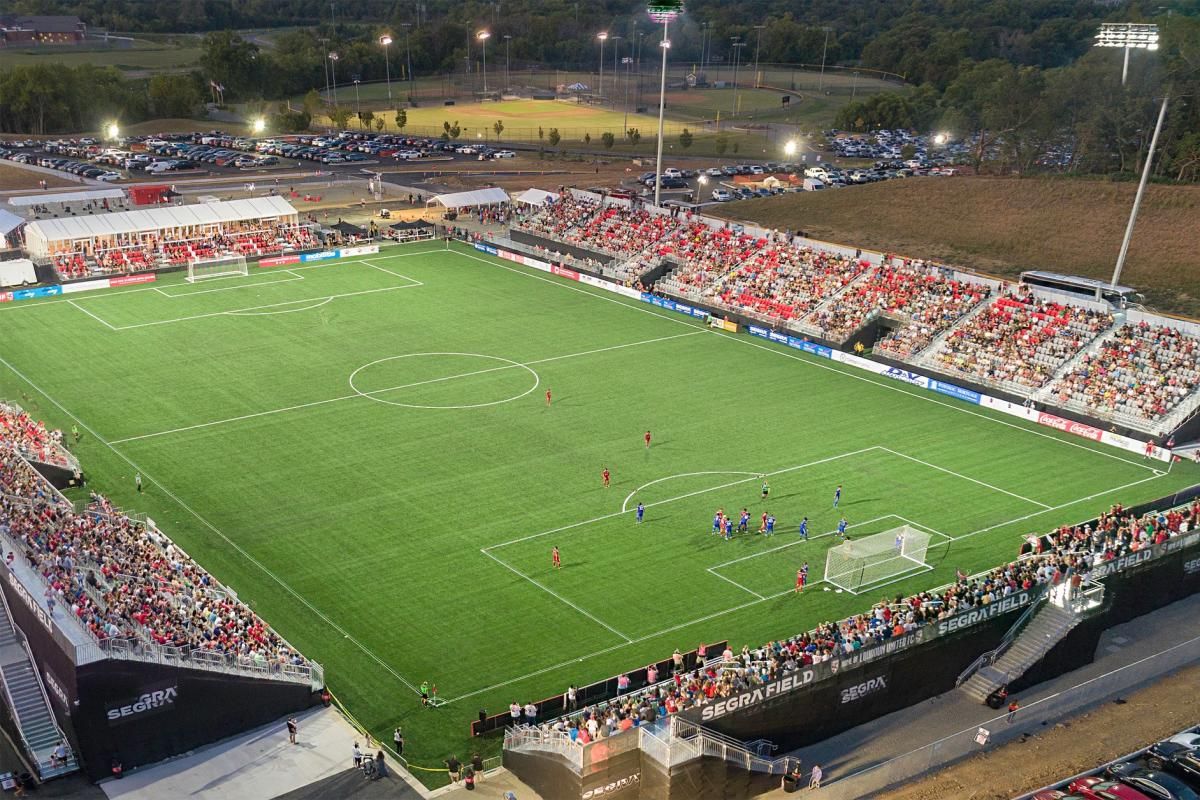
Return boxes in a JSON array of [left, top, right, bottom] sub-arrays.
[[186, 254, 249, 283], [824, 525, 933, 595]]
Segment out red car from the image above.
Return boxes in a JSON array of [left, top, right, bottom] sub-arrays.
[[1069, 777, 1155, 800]]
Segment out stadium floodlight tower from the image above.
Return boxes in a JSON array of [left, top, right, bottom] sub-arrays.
[[1094, 22, 1165, 289], [648, 0, 683, 208], [478, 31, 490, 93], [1095, 22, 1158, 86], [379, 35, 393, 101], [598, 32, 608, 99]]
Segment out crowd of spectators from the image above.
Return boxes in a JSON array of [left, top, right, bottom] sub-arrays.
[[818, 262, 990, 354], [930, 291, 1114, 391], [1050, 321, 1200, 423], [654, 223, 766, 295], [0, 435, 309, 675], [713, 245, 870, 322], [528, 497, 1196, 743], [0, 403, 72, 469], [50, 223, 318, 280], [512, 196, 602, 241]]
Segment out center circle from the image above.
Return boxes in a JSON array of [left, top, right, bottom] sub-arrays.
[[348, 353, 540, 409]]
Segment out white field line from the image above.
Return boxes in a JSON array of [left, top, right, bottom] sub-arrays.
[[108, 331, 703, 444], [67, 299, 117, 331], [880, 447, 1053, 509], [226, 297, 335, 316], [154, 269, 306, 297], [450, 246, 1160, 473], [485, 446, 882, 552], [0, 351, 424, 697], [709, 515, 897, 569], [621, 471, 760, 513], [106, 284, 421, 330], [705, 568, 766, 600], [359, 258, 424, 282], [0, 254, 431, 315], [480, 549, 632, 642], [448, 469, 1170, 705]]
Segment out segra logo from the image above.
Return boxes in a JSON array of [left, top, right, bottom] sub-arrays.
[[840, 676, 887, 704], [106, 685, 178, 723], [582, 772, 640, 799]]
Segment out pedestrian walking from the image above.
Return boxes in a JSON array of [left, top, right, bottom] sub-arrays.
[[286, 717, 298, 744], [471, 752, 485, 781], [353, 742, 363, 768], [393, 727, 403, 756], [135, 472, 142, 493], [809, 763, 823, 789], [1007, 698, 1019, 723]]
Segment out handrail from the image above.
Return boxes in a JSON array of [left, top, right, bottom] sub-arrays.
[[18, 633, 75, 777], [956, 587, 1048, 687]]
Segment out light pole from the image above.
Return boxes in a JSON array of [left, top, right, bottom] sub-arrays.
[[1095, 22, 1159, 86], [380, 35, 393, 102], [328, 52, 340, 109], [730, 38, 746, 115], [753, 24, 765, 89], [319, 37, 331, 102], [353, 78, 361, 117], [402, 23, 413, 96], [611, 35, 623, 109], [1094, 22, 1164, 288], [478, 30, 490, 94], [598, 32, 608, 99], [700, 21, 710, 76], [504, 34, 512, 93], [648, 1, 683, 208], [818, 26, 832, 91]]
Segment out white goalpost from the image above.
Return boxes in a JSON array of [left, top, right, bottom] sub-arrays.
[[824, 525, 932, 594], [186, 254, 249, 283]]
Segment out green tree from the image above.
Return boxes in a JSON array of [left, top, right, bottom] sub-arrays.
[[271, 104, 311, 133], [714, 133, 728, 155], [359, 110, 374, 130], [302, 89, 322, 118], [148, 74, 203, 118], [330, 107, 353, 130], [493, 120, 504, 139], [601, 131, 615, 149], [547, 127, 561, 147], [678, 128, 693, 149], [626, 127, 640, 146], [538, 125, 545, 142], [584, 132, 591, 145], [449, 121, 461, 139], [394, 108, 407, 131], [199, 31, 261, 98], [375, 117, 386, 133]]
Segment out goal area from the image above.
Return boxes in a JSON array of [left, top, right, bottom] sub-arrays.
[[186, 254, 249, 283], [824, 525, 932, 594]]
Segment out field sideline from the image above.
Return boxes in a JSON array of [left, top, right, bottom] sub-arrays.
[[0, 240, 1194, 786]]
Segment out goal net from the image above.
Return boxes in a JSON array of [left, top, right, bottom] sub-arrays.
[[186, 254, 249, 283], [824, 525, 932, 594]]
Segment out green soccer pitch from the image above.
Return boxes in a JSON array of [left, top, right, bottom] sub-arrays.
[[1, 240, 1194, 785]]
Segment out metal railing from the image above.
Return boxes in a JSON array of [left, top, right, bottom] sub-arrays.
[[956, 587, 1048, 687]]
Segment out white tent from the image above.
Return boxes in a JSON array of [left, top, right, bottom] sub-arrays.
[[0, 209, 24, 235], [8, 188, 125, 207], [24, 196, 299, 258], [427, 187, 509, 209], [513, 188, 560, 207]]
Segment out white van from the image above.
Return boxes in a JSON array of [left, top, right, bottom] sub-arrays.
[[802, 178, 826, 191]]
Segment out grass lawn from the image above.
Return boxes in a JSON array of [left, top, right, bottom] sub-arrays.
[[0, 241, 1193, 787], [0, 39, 202, 73], [0, 162, 76, 190], [713, 176, 1200, 318]]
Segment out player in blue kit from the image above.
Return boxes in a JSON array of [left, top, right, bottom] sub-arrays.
[[723, 516, 733, 540], [765, 514, 775, 535], [837, 517, 848, 540], [636, 502, 645, 523], [798, 517, 809, 540], [833, 484, 842, 508], [738, 509, 750, 534], [712, 510, 723, 535]]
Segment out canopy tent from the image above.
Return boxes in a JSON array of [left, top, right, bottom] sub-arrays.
[[0, 209, 24, 235], [426, 187, 509, 210], [512, 188, 560, 207], [24, 196, 299, 258], [331, 221, 367, 237], [390, 219, 434, 231], [8, 188, 125, 207]]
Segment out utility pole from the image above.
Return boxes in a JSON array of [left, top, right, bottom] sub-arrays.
[[753, 24, 765, 89], [818, 26, 832, 91], [730, 38, 745, 115], [504, 34, 512, 93], [611, 35, 623, 110], [403, 24, 413, 97]]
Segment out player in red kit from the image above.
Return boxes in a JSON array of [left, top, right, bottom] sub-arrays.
[[644, 430, 652, 449], [552, 546, 561, 569], [602, 467, 610, 488], [546, 389, 552, 406]]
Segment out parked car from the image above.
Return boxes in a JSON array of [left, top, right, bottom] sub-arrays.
[[494, 150, 516, 158], [711, 188, 732, 202], [1107, 763, 1200, 800], [96, 171, 122, 182], [1147, 743, 1200, 788], [1070, 776, 1156, 800]]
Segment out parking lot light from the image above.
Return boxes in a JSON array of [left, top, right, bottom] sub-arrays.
[[105, 123, 119, 141], [251, 118, 266, 135], [783, 140, 797, 156]]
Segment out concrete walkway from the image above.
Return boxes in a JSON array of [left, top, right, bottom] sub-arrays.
[[100, 706, 376, 800]]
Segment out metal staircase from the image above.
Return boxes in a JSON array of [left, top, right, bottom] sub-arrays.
[[0, 590, 77, 780], [959, 583, 1104, 703]]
